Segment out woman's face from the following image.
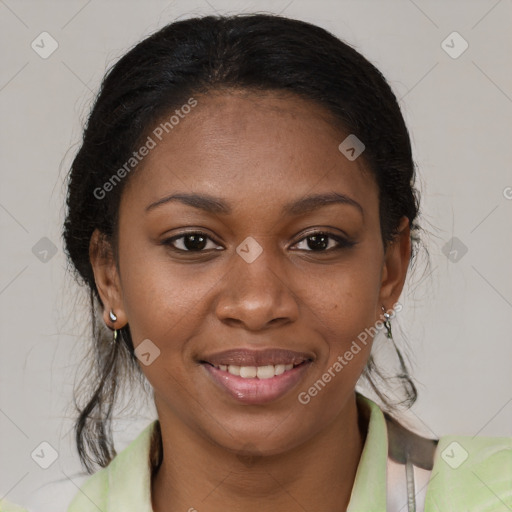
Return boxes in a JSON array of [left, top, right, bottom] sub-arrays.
[[91, 89, 410, 456]]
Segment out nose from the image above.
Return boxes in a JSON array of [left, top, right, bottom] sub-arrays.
[[214, 245, 299, 331]]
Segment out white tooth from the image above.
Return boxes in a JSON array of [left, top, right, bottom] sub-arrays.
[[239, 366, 257, 378], [274, 364, 286, 375], [228, 365, 241, 376], [224, 363, 297, 379], [256, 365, 275, 379]]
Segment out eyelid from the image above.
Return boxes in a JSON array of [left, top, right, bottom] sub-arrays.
[[162, 231, 223, 251], [291, 230, 355, 251], [161, 228, 355, 253]]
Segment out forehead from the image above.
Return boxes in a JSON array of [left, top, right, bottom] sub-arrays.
[[121, 89, 378, 216]]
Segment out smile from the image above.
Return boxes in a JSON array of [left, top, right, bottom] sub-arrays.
[[201, 360, 312, 404], [206, 362, 303, 379]]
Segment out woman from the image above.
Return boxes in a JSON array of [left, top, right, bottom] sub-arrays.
[[62, 13, 511, 511]]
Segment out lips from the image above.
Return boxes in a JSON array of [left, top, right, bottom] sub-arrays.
[[200, 348, 314, 367], [198, 347, 315, 404]]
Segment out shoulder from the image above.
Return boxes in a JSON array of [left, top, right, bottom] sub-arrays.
[[67, 420, 158, 512], [66, 465, 110, 511], [0, 500, 28, 512], [382, 405, 512, 510], [425, 434, 512, 510]]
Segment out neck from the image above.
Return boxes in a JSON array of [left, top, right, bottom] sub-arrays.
[[152, 393, 366, 512]]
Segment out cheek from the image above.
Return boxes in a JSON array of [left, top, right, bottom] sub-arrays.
[[302, 254, 383, 327], [120, 243, 382, 343], [299, 255, 382, 369], [295, 271, 378, 416], [117, 243, 224, 347]]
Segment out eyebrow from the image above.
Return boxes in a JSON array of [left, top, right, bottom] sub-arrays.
[[145, 191, 364, 217]]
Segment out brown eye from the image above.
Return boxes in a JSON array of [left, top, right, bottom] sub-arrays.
[[293, 232, 355, 252], [162, 232, 223, 252], [305, 234, 330, 251]]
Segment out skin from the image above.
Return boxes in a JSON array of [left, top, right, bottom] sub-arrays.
[[90, 89, 411, 511]]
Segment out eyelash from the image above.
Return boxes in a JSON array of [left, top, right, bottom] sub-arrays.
[[161, 230, 356, 253]]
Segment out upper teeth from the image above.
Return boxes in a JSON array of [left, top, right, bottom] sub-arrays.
[[214, 363, 296, 379]]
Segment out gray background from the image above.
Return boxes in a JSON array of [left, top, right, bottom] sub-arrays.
[[1, 0, 511, 510]]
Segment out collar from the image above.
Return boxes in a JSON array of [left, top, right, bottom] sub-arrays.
[[106, 421, 155, 511], [346, 392, 389, 511], [104, 393, 388, 511]]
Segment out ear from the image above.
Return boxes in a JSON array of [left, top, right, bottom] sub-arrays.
[[89, 228, 127, 329], [378, 216, 411, 312]]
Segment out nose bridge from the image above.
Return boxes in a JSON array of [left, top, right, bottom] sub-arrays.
[[215, 236, 298, 328], [236, 242, 280, 293]]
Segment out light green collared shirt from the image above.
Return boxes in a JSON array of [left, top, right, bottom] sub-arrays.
[[67, 394, 512, 511], [0, 500, 28, 512]]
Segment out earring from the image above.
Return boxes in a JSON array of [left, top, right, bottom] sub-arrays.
[[109, 309, 118, 343], [381, 305, 393, 339], [380, 305, 416, 399]]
